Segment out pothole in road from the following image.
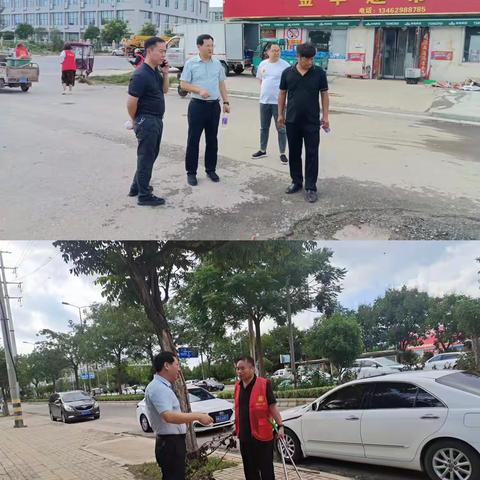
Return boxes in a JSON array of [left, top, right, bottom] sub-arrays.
[[332, 224, 392, 240]]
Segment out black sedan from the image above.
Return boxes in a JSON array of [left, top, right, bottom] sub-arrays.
[[48, 391, 100, 423]]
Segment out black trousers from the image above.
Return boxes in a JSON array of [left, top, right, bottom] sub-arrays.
[[131, 114, 163, 200], [155, 434, 186, 480], [240, 438, 275, 480], [185, 99, 221, 175], [286, 122, 320, 191]]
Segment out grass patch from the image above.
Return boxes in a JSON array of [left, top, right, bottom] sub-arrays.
[[128, 457, 237, 480]]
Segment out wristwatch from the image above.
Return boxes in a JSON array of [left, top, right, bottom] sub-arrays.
[[223, 101, 230, 105]]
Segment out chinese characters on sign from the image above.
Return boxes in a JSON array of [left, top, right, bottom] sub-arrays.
[[299, 0, 313, 7]]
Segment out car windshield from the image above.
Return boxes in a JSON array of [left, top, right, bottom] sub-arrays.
[[374, 358, 400, 367], [61, 392, 91, 403], [436, 371, 480, 397], [188, 388, 215, 402]]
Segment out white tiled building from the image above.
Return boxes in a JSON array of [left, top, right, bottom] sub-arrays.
[[0, 0, 209, 40], [208, 5, 222, 23]]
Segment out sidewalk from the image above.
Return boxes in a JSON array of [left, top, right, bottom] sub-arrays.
[[0, 413, 352, 480]]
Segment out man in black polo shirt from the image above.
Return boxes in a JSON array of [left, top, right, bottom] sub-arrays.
[[234, 356, 284, 480], [127, 37, 170, 206], [278, 43, 330, 203]]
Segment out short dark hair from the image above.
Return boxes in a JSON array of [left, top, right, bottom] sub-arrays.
[[267, 42, 280, 50], [296, 42, 316, 59], [235, 356, 255, 367], [63, 43, 72, 50], [153, 351, 177, 372], [144, 36, 166, 51], [197, 34, 214, 46]]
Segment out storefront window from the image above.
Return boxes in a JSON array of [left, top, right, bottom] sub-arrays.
[[464, 27, 480, 63], [309, 29, 347, 59]]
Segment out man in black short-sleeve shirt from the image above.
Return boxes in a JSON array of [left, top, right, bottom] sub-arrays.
[[278, 42, 330, 204], [127, 37, 170, 206]]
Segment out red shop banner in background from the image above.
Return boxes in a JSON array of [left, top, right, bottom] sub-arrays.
[[224, 0, 480, 19], [430, 50, 454, 60]]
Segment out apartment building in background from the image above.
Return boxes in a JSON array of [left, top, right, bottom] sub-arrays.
[[208, 5, 222, 22]]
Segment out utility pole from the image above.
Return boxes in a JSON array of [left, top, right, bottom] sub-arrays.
[[0, 251, 25, 428]]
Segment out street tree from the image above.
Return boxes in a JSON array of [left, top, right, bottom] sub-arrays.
[[38, 321, 90, 390], [355, 304, 389, 352], [139, 22, 157, 36], [33, 345, 69, 392], [54, 240, 221, 454], [428, 294, 467, 351], [84, 25, 100, 43], [373, 286, 431, 351], [307, 314, 363, 378], [101, 20, 130, 44], [262, 325, 305, 370], [15, 23, 34, 39], [454, 297, 480, 368], [175, 241, 346, 378]]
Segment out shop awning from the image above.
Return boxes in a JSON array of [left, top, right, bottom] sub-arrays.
[[260, 20, 361, 28], [363, 17, 480, 27]]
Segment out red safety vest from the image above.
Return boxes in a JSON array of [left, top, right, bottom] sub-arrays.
[[234, 377, 274, 442], [135, 54, 145, 69], [62, 50, 76, 71]]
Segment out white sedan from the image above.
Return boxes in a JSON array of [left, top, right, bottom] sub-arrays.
[[136, 385, 234, 433], [278, 370, 480, 480], [424, 352, 466, 371]]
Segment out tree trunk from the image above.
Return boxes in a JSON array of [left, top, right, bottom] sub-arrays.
[[73, 365, 80, 390], [1, 387, 9, 416], [127, 253, 199, 455], [247, 318, 256, 368], [116, 356, 123, 394], [253, 318, 266, 378]]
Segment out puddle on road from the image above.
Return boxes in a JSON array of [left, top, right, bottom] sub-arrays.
[[333, 224, 392, 240]]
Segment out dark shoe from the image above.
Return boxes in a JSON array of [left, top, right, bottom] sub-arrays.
[[128, 185, 153, 197], [251, 150, 267, 159], [305, 190, 318, 203], [285, 183, 302, 194], [137, 195, 165, 206], [187, 174, 198, 186], [280, 154, 288, 164], [207, 171, 220, 182]]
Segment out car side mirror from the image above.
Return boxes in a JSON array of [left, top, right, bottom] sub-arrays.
[[311, 403, 318, 412]]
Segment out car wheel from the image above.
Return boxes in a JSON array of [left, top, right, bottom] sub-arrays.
[[93, 414, 100, 420], [140, 414, 152, 432], [424, 439, 480, 480], [21, 85, 29, 92], [61, 411, 70, 424], [275, 428, 302, 464], [49, 408, 56, 421]]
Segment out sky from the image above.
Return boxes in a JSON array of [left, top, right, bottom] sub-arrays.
[[209, 0, 222, 7], [0, 241, 478, 356]]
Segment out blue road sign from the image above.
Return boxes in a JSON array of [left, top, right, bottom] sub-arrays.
[[178, 347, 199, 359]]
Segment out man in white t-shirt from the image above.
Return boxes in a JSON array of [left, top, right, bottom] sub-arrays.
[[252, 43, 290, 163]]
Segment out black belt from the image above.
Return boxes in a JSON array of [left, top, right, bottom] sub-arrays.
[[156, 434, 186, 438], [191, 98, 220, 104]]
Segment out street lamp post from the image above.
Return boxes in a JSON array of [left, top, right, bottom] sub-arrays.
[[61, 301, 94, 391]]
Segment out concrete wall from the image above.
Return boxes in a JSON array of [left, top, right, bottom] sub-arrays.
[[429, 27, 480, 82]]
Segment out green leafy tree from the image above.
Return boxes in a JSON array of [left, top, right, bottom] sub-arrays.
[[427, 294, 466, 351], [355, 304, 389, 352], [454, 297, 480, 368], [175, 241, 346, 377], [373, 286, 431, 351], [139, 23, 157, 36], [262, 325, 305, 371], [32, 345, 69, 392], [84, 25, 100, 43], [34, 27, 47, 43], [54, 240, 221, 454], [307, 314, 363, 378], [101, 19, 130, 44], [15, 23, 34, 39], [50, 29, 64, 52]]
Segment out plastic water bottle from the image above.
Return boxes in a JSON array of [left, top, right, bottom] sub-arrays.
[[221, 114, 229, 129]]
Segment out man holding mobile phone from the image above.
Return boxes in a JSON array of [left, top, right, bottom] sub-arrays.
[[127, 37, 170, 206]]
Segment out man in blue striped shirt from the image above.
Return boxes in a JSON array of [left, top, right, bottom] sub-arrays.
[[145, 352, 213, 480]]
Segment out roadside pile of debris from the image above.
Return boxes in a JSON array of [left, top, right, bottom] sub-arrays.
[[429, 78, 480, 91]]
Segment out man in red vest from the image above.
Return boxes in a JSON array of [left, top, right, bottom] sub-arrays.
[[59, 43, 77, 95], [234, 356, 285, 480]]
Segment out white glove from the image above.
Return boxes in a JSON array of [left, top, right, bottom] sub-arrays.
[[124, 119, 134, 130]]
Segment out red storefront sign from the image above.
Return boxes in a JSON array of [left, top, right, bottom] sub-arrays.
[[430, 50, 454, 60], [224, 0, 480, 19], [347, 52, 366, 61]]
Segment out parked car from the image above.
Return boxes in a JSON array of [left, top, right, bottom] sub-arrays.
[[424, 352, 466, 371], [123, 385, 145, 395], [195, 378, 225, 392], [344, 357, 406, 379], [48, 390, 100, 423], [136, 385, 234, 433], [271, 368, 294, 380], [185, 379, 200, 386], [278, 370, 480, 480], [111, 47, 125, 56]]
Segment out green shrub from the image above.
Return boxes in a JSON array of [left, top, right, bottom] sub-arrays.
[[95, 394, 144, 401], [217, 386, 334, 400]]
